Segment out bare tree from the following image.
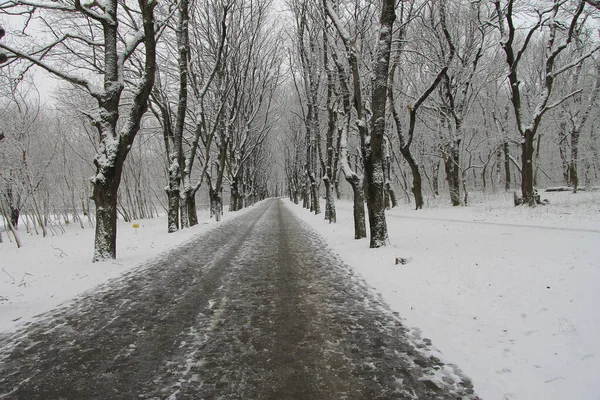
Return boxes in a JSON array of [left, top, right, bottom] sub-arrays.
[[291, 0, 322, 215], [0, 0, 159, 260], [325, 0, 395, 247], [437, 0, 486, 206], [556, 22, 600, 192], [387, 0, 456, 209], [494, 0, 600, 205], [150, 0, 230, 231]]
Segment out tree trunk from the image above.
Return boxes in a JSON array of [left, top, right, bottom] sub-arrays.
[[230, 179, 240, 211], [166, 187, 179, 233], [503, 141, 511, 191], [364, 0, 395, 248], [442, 141, 462, 206], [401, 147, 424, 210], [179, 189, 190, 228], [5, 188, 20, 228], [165, 157, 180, 233], [187, 190, 198, 226], [347, 175, 367, 239], [570, 127, 580, 192], [92, 180, 119, 261], [309, 176, 320, 214], [10, 207, 19, 229], [521, 130, 536, 206], [0, 200, 22, 248], [324, 179, 336, 223], [209, 188, 222, 222], [432, 159, 440, 196], [384, 183, 397, 209], [302, 183, 309, 209]]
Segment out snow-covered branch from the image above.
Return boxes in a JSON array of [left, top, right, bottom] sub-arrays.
[[551, 44, 600, 78], [0, 42, 90, 90], [323, 0, 351, 44]]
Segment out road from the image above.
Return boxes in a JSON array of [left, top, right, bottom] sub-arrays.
[[0, 199, 478, 399]]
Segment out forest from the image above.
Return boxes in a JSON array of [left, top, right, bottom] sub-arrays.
[[1, 0, 599, 260]]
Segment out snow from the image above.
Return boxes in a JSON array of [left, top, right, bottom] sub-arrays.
[[285, 191, 600, 400], [2, 193, 599, 399], [0, 206, 254, 334]]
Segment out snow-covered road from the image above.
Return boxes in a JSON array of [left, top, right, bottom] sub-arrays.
[[0, 199, 478, 399]]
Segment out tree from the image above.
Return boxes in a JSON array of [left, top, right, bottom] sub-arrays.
[[292, 0, 322, 215], [322, 25, 340, 222], [0, 0, 159, 260], [329, 40, 367, 238], [556, 22, 600, 192], [494, 0, 600, 205], [150, 0, 230, 231], [387, 0, 456, 209], [437, 0, 486, 206], [325, 0, 395, 247]]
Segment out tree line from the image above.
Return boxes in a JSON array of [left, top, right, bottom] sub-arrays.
[[281, 0, 600, 246], [1, 0, 599, 256], [0, 0, 280, 259]]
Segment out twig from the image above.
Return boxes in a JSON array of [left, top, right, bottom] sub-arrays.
[[18, 272, 33, 287], [2, 267, 15, 284], [51, 246, 68, 257]]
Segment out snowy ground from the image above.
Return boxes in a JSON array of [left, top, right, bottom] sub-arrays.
[[286, 191, 600, 400], [1, 192, 598, 400], [0, 206, 255, 334]]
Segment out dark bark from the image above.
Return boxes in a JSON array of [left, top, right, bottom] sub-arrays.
[[230, 178, 242, 212], [347, 175, 367, 239], [521, 130, 536, 206], [209, 187, 223, 222], [187, 190, 198, 226], [400, 147, 424, 210], [302, 185, 309, 209], [10, 207, 19, 228], [432, 160, 440, 196], [309, 178, 319, 214], [334, 180, 341, 199], [503, 141, 511, 191], [442, 139, 462, 206], [4, 187, 20, 228], [384, 183, 397, 209]]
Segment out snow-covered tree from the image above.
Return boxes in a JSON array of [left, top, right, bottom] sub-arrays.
[[0, 0, 160, 260]]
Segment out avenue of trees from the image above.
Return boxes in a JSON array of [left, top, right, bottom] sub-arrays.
[[1, 0, 599, 257], [0, 0, 280, 258], [282, 0, 600, 242]]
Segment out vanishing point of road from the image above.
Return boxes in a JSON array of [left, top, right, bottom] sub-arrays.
[[0, 199, 478, 399]]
